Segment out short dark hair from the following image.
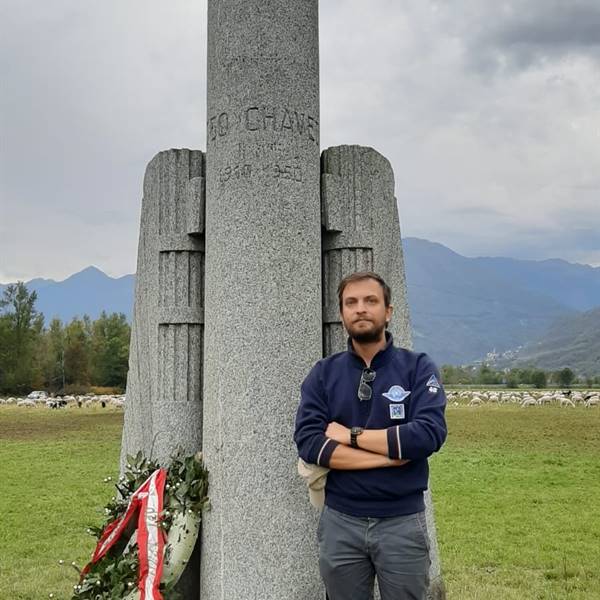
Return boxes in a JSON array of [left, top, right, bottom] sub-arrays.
[[337, 271, 392, 310]]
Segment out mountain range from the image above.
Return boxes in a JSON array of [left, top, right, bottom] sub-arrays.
[[2, 238, 599, 373], [402, 238, 600, 369], [0, 267, 134, 325]]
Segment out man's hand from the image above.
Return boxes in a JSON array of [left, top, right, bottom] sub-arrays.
[[326, 421, 350, 445]]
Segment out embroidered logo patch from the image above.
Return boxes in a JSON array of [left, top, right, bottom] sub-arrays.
[[389, 403, 405, 419], [426, 375, 441, 389], [383, 385, 411, 402]]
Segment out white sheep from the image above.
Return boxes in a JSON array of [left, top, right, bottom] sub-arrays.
[[521, 397, 538, 407], [17, 399, 36, 407]]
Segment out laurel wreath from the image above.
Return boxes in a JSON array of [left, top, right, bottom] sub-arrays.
[[67, 451, 209, 600]]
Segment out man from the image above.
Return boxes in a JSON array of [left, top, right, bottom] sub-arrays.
[[294, 272, 447, 600]]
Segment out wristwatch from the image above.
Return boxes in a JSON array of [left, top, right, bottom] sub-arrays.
[[350, 427, 364, 449]]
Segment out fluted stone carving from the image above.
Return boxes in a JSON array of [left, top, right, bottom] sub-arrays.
[[321, 144, 445, 600], [121, 148, 205, 465]]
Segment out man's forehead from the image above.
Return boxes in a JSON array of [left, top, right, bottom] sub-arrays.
[[342, 279, 384, 298]]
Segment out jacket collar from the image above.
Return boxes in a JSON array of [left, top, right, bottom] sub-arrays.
[[347, 331, 394, 369]]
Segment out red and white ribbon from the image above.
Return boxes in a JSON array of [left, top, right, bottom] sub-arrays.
[[82, 468, 167, 600], [136, 469, 166, 599]]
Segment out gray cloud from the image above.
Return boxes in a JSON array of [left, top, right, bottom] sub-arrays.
[[448, 1, 600, 74]]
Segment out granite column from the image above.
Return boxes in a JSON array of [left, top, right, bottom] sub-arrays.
[[201, 1, 323, 598]]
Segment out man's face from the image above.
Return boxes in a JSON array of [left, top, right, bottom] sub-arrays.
[[340, 278, 393, 344]]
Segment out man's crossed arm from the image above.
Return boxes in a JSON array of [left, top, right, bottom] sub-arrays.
[[325, 422, 409, 470]]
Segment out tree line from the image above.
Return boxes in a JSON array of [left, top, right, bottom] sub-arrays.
[[0, 282, 130, 395], [441, 363, 600, 389], [2, 282, 597, 396]]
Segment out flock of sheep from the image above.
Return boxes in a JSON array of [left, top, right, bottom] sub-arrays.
[[448, 389, 600, 408], [2, 390, 600, 410], [0, 392, 125, 409]]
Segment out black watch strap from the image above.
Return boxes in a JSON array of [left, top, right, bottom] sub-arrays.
[[350, 427, 364, 449]]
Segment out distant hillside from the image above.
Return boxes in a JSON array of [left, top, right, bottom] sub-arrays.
[[498, 307, 600, 377], [470, 256, 600, 311], [402, 238, 584, 365], [0, 266, 135, 323]]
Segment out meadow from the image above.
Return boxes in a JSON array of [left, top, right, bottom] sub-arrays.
[[0, 403, 598, 599]]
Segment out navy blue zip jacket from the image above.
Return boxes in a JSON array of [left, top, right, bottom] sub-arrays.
[[294, 333, 447, 517]]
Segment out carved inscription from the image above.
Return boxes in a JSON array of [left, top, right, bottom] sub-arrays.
[[208, 106, 319, 145], [208, 112, 230, 140], [219, 163, 303, 184], [272, 164, 302, 181], [236, 141, 286, 160], [210, 103, 315, 186], [219, 164, 252, 183]]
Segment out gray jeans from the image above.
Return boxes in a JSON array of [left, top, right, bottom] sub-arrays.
[[318, 505, 431, 600]]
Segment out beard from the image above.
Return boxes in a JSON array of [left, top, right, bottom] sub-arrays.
[[347, 320, 386, 344]]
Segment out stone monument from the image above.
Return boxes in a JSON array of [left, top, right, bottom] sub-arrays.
[[122, 1, 445, 598]]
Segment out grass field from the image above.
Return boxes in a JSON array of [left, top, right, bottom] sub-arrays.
[[1, 404, 599, 599], [431, 404, 600, 599], [0, 407, 122, 600]]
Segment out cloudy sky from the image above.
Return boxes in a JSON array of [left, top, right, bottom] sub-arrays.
[[1, 0, 599, 282]]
